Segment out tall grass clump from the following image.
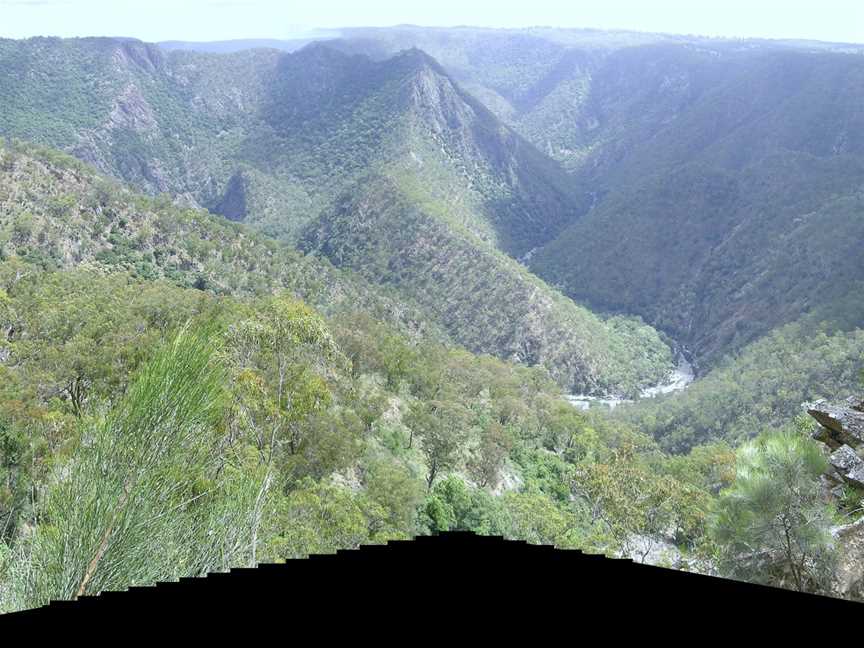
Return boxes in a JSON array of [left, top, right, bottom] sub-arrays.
[[0, 324, 268, 612]]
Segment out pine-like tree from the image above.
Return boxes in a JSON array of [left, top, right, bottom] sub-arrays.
[[710, 429, 836, 593]]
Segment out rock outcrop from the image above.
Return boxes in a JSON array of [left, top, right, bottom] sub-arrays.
[[832, 518, 864, 601], [807, 396, 864, 600], [807, 398, 864, 492], [807, 398, 864, 449], [829, 445, 864, 490], [804, 398, 864, 488]]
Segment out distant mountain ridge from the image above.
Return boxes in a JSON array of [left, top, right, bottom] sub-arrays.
[[4, 27, 864, 406], [322, 27, 864, 368], [158, 36, 337, 54], [0, 36, 586, 247]]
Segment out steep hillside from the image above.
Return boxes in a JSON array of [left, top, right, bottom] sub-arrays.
[[0, 37, 586, 253], [301, 175, 672, 395], [0, 140, 444, 341], [332, 28, 864, 168], [0, 37, 276, 210], [528, 45, 864, 365], [616, 317, 864, 453], [0, 38, 676, 395], [244, 44, 588, 254], [0, 149, 725, 615], [301, 31, 864, 370], [0, 141, 672, 395]]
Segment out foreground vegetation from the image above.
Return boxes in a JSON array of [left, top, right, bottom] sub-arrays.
[[0, 259, 858, 610]]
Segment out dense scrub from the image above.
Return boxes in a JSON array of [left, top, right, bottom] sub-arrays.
[[0, 260, 715, 610], [2, 257, 854, 608]]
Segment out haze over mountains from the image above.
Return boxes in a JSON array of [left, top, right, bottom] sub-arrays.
[[1, 25, 863, 435]]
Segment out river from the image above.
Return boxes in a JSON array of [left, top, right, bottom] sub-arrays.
[[564, 352, 695, 411]]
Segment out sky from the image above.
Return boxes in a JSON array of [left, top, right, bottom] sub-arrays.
[[1, 0, 863, 45]]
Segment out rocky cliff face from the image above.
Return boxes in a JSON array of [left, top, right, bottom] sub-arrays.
[[806, 397, 864, 600], [833, 518, 864, 601], [808, 397, 864, 492]]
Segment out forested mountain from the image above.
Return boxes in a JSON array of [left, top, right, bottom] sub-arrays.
[[1, 25, 864, 610], [325, 27, 864, 369], [523, 42, 864, 449], [0, 37, 678, 396], [527, 45, 864, 368], [0, 140, 669, 395], [0, 141, 443, 341], [313, 27, 864, 451], [0, 36, 588, 251], [300, 174, 670, 395]]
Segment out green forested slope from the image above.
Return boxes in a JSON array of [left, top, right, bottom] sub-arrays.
[[306, 31, 864, 377], [616, 319, 864, 452], [0, 140, 445, 341], [533, 156, 864, 360], [301, 175, 672, 396], [0, 38, 679, 395], [0, 141, 672, 394], [527, 46, 864, 367], [0, 141, 694, 597], [0, 36, 588, 253]]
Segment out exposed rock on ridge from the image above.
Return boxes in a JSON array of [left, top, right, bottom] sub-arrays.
[[806, 396, 864, 600], [808, 397, 864, 450]]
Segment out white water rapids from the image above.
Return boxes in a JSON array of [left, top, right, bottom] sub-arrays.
[[564, 353, 695, 411]]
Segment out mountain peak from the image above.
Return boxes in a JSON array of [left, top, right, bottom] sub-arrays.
[[292, 39, 354, 61], [384, 46, 452, 82]]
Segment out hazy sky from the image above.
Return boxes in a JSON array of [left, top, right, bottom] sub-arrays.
[[1, 0, 863, 44]]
